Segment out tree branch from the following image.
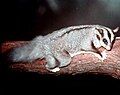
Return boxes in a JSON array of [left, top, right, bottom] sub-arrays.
[[1, 40, 120, 79]]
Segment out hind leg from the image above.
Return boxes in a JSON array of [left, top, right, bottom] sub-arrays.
[[54, 50, 72, 68], [45, 54, 61, 72], [45, 54, 56, 69], [45, 50, 71, 72]]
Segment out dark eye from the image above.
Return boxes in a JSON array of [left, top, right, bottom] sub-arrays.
[[103, 38, 108, 45]]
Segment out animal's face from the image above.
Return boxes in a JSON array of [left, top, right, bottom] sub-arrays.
[[95, 27, 119, 50]]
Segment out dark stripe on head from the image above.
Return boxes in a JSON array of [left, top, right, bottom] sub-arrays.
[[91, 41, 102, 57], [91, 41, 97, 50], [105, 28, 111, 42], [96, 35, 100, 40], [95, 28, 104, 37]]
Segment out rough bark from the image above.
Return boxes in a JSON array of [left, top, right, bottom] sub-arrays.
[[1, 40, 120, 79]]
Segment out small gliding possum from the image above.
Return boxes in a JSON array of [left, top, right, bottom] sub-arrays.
[[9, 25, 119, 72]]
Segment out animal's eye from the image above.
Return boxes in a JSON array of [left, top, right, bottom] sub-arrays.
[[103, 38, 108, 45]]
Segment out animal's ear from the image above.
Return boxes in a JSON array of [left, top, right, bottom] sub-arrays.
[[113, 27, 119, 33]]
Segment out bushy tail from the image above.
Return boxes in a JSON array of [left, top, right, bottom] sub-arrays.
[[9, 36, 44, 62], [9, 43, 34, 62]]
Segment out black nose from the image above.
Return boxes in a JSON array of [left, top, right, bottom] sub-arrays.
[[103, 38, 108, 45]]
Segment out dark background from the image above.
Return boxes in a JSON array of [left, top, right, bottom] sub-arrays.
[[2, 0, 120, 41], [1, 0, 120, 93]]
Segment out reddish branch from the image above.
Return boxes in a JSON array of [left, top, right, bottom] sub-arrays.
[[1, 40, 120, 79]]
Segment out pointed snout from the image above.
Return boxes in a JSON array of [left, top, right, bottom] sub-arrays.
[[106, 45, 112, 51]]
